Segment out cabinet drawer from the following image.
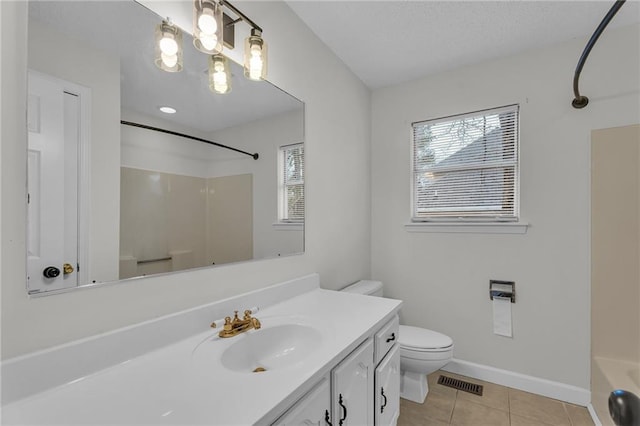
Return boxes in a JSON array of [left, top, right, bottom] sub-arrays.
[[375, 315, 399, 364]]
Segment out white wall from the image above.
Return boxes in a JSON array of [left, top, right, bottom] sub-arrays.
[[121, 109, 218, 179], [371, 24, 640, 390], [0, 1, 371, 359], [210, 109, 304, 259]]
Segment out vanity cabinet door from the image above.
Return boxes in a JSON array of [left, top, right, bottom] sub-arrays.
[[375, 344, 400, 426], [273, 377, 331, 426], [331, 339, 374, 426]]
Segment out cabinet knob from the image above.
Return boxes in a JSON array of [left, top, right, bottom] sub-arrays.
[[386, 333, 396, 343]]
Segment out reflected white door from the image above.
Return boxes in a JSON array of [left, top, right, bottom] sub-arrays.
[[27, 71, 80, 294]]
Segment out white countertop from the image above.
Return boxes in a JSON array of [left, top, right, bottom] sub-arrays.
[[2, 288, 401, 425]]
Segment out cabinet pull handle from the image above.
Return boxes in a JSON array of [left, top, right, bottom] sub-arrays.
[[381, 387, 387, 413], [386, 333, 396, 343], [324, 409, 333, 426], [338, 394, 348, 425]]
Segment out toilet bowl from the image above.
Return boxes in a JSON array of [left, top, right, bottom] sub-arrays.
[[341, 280, 453, 403]]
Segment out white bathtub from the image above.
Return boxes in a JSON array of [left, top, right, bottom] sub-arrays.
[[592, 357, 640, 425]]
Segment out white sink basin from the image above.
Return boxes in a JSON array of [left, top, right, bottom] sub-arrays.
[[220, 324, 322, 373]]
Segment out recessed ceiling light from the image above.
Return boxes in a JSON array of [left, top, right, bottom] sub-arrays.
[[159, 106, 177, 114]]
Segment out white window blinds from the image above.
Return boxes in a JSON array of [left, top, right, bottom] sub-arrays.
[[280, 143, 304, 222], [412, 104, 519, 221]]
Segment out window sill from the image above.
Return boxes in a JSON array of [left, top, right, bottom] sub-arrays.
[[404, 221, 529, 234], [272, 222, 304, 231]]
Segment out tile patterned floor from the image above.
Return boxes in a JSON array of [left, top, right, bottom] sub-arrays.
[[397, 371, 595, 426]]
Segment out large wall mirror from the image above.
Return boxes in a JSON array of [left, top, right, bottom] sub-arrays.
[[26, 1, 305, 295]]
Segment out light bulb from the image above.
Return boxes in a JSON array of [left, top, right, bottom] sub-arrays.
[[159, 36, 178, 56], [161, 52, 178, 68], [198, 10, 217, 34], [213, 70, 227, 85], [249, 56, 263, 80], [199, 34, 218, 51]]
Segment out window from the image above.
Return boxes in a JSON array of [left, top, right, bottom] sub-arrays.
[[412, 105, 519, 222], [278, 143, 304, 223]]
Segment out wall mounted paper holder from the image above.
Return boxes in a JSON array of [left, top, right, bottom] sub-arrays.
[[490, 280, 515, 303]]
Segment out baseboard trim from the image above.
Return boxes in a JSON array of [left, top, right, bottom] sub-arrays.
[[587, 403, 603, 426], [441, 358, 591, 406]]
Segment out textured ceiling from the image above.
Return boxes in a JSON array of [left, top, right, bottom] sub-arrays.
[[287, 1, 640, 89]]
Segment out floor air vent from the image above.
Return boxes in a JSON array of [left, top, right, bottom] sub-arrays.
[[437, 375, 484, 396]]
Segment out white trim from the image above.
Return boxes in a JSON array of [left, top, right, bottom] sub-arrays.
[[587, 403, 603, 426], [441, 358, 591, 406], [405, 221, 528, 234], [272, 222, 304, 231]]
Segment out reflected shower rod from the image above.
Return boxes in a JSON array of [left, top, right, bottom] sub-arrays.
[[120, 120, 259, 160]]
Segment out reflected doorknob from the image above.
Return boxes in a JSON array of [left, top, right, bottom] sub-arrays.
[[43, 266, 60, 279], [63, 263, 74, 274]]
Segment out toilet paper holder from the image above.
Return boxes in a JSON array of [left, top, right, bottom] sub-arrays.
[[490, 280, 515, 303]]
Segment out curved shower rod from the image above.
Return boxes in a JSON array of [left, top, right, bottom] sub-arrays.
[[572, 0, 626, 109], [121, 120, 259, 160]]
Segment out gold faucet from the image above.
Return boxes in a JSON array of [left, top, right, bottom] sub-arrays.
[[211, 310, 261, 338]]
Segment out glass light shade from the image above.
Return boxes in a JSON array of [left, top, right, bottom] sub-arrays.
[[154, 21, 183, 72], [243, 29, 268, 81], [193, 0, 223, 54], [208, 54, 231, 94]]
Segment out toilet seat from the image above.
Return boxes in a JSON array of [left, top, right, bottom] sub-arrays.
[[399, 325, 453, 352]]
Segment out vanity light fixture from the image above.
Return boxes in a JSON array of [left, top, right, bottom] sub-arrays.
[[244, 28, 267, 81], [154, 19, 183, 72], [209, 54, 232, 94], [156, 1, 268, 86], [193, 0, 223, 54]]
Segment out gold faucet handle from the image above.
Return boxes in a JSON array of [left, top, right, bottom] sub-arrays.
[[252, 317, 261, 329], [223, 316, 233, 331], [243, 310, 253, 320]]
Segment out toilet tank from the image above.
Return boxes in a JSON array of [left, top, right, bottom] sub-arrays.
[[341, 280, 384, 297]]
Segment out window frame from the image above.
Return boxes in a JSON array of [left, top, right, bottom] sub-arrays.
[[410, 104, 520, 224], [277, 142, 305, 224]]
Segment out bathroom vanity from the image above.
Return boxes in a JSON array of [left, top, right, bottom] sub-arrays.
[[1, 274, 402, 425]]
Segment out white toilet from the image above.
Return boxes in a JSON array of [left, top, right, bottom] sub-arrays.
[[341, 280, 453, 404]]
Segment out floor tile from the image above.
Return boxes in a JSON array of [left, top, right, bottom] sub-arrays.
[[509, 388, 572, 426], [564, 403, 595, 426], [398, 373, 596, 426], [450, 398, 510, 426], [401, 390, 456, 424], [511, 413, 556, 426]]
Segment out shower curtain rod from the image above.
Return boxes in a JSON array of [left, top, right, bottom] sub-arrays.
[[120, 120, 259, 160], [572, 0, 626, 109]]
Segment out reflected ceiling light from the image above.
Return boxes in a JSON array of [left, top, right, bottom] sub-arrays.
[[193, 0, 223, 54], [209, 54, 231, 94], [244, 28, 267, 81], [154, 20, 183, 72], [159, 106, 177, 114]]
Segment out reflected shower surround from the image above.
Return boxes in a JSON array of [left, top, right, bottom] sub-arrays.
[[119, 168, 253, 279]]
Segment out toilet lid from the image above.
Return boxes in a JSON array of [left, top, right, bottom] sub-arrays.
[[399, 325, 453, 350]]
